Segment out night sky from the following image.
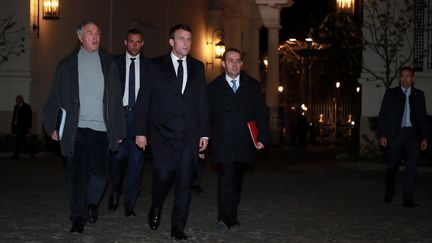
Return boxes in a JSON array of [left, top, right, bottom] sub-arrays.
[[260, 0, 334, 51], [280, 0, 334, 41]]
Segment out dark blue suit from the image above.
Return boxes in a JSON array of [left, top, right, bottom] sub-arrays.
[[109, 53, 148, 211], [134, 53, 210, 230], [378, 86, 429, 201]]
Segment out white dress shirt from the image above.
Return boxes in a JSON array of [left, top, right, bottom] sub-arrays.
[[226, 74, 240, 91], [170, 52, 188, 94], [123, 52, 140, 106]]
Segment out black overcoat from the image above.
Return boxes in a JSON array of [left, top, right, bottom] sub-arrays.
[[207, 71, 270, 163]]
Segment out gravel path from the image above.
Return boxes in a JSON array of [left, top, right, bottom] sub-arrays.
[[1, 147, 431, 243]]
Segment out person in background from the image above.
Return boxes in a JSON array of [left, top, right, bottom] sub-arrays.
[[108, 28, 149, 218], [11, 95, 34, 159], [207, 48, 270, 230], [42, 20, 126, 234], [134, 24, 210, 240], [378, 66, 429, 208]]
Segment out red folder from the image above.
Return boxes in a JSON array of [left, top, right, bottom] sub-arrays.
[[247, 120, 259, 148]]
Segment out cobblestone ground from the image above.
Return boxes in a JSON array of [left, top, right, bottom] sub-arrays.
[[0, 147, 431, 243]]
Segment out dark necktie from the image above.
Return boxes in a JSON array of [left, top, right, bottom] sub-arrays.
[[129, 58, 136, 108], [177, 59, 183, 93]]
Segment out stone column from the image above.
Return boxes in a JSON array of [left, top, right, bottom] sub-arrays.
[[265, 26, 281, 144], [247, 19, 262, 80], [256, 0, 293, 145], [266, 26, 280, 109]]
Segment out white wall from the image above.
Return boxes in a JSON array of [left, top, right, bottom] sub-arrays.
[[0, 0, 31, 133]]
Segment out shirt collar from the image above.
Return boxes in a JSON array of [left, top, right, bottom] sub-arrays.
[[170, 52, 186, 63], [225, 74, 240, 84], [126, 52, 140, 60], [401, 86, 411, 94]]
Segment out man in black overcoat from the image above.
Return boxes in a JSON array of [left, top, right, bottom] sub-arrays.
[[207, 48, 270, 230]]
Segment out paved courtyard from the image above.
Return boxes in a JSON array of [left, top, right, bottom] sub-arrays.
[[0, 147, 431, 242]]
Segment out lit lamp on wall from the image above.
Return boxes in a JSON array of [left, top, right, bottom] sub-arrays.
[[215, 40, 226, 59], [207, 28, 225, 69], [43, 0, 60, 19], [336, 0, 355, 15]]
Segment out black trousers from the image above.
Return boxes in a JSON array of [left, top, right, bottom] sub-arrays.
[[385, 127, 419, 200], [65, 128, 109, 224], [109, 109, 145, 209], [151, 139, 196, 230], [217, 161, 244, 227]]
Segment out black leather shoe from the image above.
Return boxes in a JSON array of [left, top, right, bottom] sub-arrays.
[[148, 207, 161, 230], [403, 200, 419, 208], [384, 192, 393, 204], [108, 193, 119, 213], [125, 207, 137, 217], [70, 223, 84, 234], [88, 205, 98, 224], [171, 227, 187, 240]]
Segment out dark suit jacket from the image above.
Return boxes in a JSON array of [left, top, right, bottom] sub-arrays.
[[134, 53, 210, 169], [114, 53, 149, 99], [11, 103, 32, 135], [207, 71, 270, 163], [378, 86, 429, 140]]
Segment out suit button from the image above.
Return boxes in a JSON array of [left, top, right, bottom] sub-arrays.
[[226, 109, 231, 113]]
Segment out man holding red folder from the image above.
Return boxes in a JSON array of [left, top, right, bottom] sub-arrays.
[[207, 48, 270, 230]]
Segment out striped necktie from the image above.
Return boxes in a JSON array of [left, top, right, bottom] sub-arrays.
[[231, 80, 237, 92], [402, 89, 411, 127]]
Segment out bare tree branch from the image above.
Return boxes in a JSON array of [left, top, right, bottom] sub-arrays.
[[0, 14, 25, 66]]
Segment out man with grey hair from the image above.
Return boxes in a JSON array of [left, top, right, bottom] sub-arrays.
[[43, 20, 126, 234]]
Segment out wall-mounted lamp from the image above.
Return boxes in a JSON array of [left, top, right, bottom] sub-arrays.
[[215, 40, 226, 59], [43, 0, 60, 19], [206, 28, 225, 69], [32, 0, 60, 38], [336, 0, 355, 15]]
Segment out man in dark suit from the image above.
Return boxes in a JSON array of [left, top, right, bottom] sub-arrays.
[[11, 95, 34, 159], [134, 24, 209, 240], [207, 48, 270, 230], [108, 28, 148, 217], [378, 66, 429, 208]]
